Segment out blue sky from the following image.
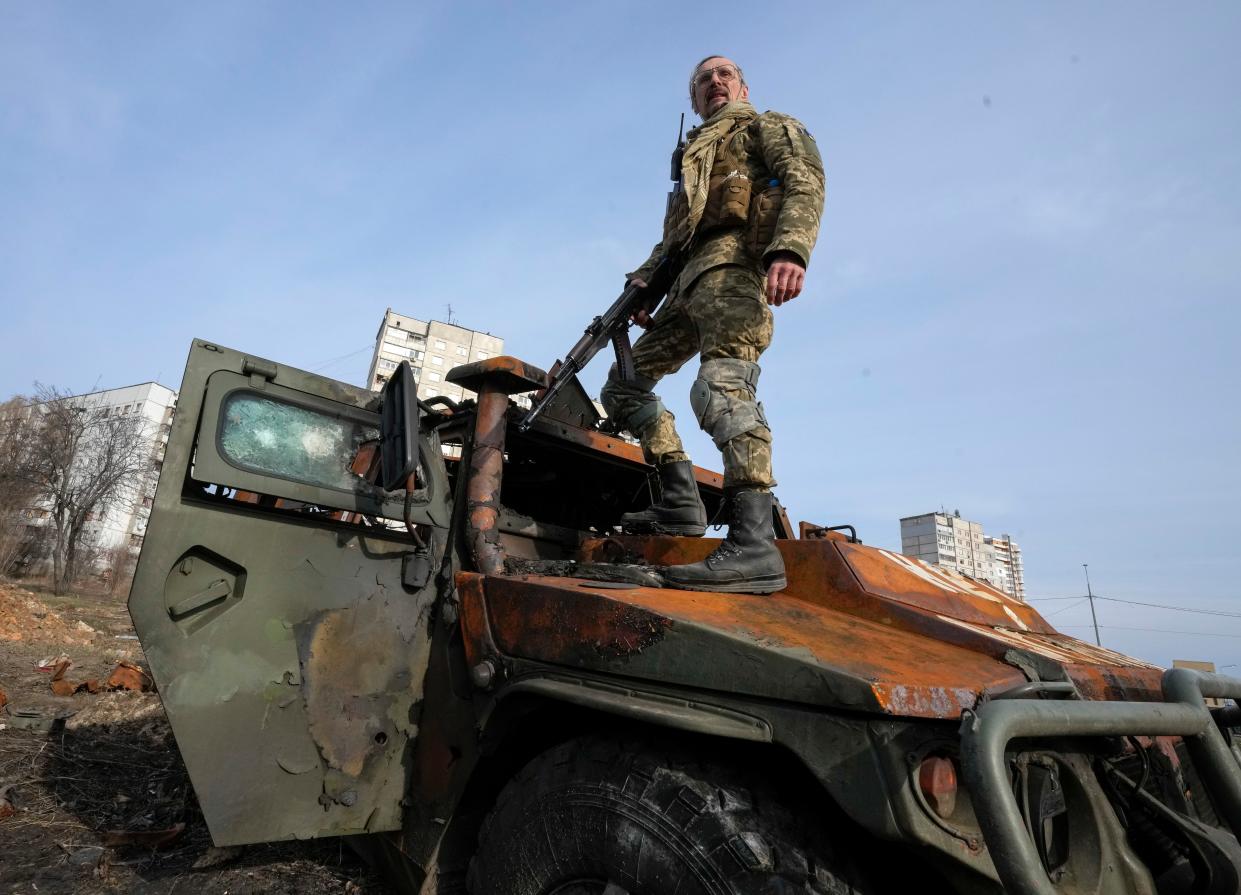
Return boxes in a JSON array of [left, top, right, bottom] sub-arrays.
[[2, 2, 1239, 668]]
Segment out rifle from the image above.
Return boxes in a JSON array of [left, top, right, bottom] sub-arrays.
[[519, 115, 687, 434], [518, 254, 680, 432]]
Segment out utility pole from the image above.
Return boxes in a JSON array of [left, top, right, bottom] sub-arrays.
[[1083, 563, 1101, 646]]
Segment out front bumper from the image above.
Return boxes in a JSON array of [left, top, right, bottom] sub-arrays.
[[961, 668, 1241, 895]]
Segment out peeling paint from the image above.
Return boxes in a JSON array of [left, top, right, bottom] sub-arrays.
[[873, 683, 977, 717]]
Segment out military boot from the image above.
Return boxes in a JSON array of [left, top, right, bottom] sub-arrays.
[[620, 460, 708, 537], [663, 490, 786, 594]]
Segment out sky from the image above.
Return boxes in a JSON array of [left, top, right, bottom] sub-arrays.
[[2, 2, 1239, 669]]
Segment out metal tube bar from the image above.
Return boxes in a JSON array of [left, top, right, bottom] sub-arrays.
[[960, 699, 1210, 895], [465, 387, 509, 576], [1162, 668, 1241, 837], [989, 681, 1078, 701]]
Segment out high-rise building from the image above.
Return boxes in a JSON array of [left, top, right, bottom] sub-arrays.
[[365, 309, 505, 404], [899, 510, 1025, 601], [85, 383, 177, 559], [7, 382, 176, 575], [985, 534, 1026, 601]]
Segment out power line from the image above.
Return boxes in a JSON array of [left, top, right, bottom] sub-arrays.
[[1093, 595, 1241, 620], [310, 344, 374, 372], [1060, 624, 1241, 641], [1031, 594, 1241, 620], [1044, 598, 1088, 618]]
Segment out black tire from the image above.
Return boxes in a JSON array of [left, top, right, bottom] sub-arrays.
[[467, 736, 868, 895]]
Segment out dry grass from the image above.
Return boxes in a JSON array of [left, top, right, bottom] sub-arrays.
[[0, 581, 388, 894]]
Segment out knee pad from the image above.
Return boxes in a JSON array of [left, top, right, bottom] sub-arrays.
[[689, 358, 769, 449], [600, 364, 665, 433]]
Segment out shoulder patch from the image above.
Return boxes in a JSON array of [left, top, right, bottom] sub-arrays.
[[782, 120, 822, 166]]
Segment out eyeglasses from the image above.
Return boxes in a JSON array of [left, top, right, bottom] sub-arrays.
[[692, 64, 740, 90]]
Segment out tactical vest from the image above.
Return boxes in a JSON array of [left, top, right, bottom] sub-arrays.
[[698, 120, 784, 255]]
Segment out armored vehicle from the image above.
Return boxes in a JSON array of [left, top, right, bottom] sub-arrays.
[[130, 340, 1241, 894]]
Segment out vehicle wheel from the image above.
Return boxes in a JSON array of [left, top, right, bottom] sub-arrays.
[[467, 736, 867, 895]]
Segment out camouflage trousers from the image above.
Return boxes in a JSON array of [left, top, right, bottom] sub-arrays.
[[600, 264, 776, 491]]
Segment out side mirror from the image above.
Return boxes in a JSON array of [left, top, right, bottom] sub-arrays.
[[379, 361, 419, 491]]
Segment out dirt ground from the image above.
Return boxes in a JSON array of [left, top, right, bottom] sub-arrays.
[[0, 580, 388, 894]]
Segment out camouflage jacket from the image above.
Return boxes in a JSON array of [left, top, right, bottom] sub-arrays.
[[629, 102, 826, 292]]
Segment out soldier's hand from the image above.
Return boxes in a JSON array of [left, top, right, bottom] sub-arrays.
[[765, 255, 806, 307], [628, 278, 652, 327]]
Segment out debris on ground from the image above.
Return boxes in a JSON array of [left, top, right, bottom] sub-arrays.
[[100, 821, 186, 849], [0, 586, 98, 645], [40, 655, 152, 697], [106, 659, 154, 692], [0, 579, 387, 893], [64, 844, 107, 866], [192, 844, 246, 869]]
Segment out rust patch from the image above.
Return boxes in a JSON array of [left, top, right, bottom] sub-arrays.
[[106, 661, 154, 692], [873, 683, 977, 717], [481, 573, 1024, 717], [50, 678, 76, 697], [465, 385, 511, 577], [483, 577, 672, 663], [445, 355, 549, 395], [590, 605, 671, 657], [101, 823, 186, 849], [578, 534, 1166, 709], [457, 572, 495, 671], [526, 422, 724, 491]]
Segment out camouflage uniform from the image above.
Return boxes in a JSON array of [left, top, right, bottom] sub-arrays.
[[601, 100, 825, 491]]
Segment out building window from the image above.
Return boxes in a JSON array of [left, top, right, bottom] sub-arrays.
[[425, 388, 438, 397], [434, 339, 446, 350], [477, 350, 489, 360], [431, 356, 444, 366], [455, 345, 467, 356], [428, 371, 442, 382]]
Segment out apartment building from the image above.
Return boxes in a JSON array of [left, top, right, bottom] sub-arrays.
[[899, 510, 1026, 601], [366, 309, 505, 404], [87, 382, 177, 556], [985, 534, 1026, 601], [9, 382, 176, 574]]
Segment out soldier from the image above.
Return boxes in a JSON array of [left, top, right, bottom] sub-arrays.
[[600, 55, 825, 594]]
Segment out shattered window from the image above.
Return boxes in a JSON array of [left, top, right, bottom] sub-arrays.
[[218, 393, 377, 491]]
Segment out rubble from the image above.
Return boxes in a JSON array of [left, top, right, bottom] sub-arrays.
[[42, 656, 153, 698], [105, 660, 153, 692], [0, 587, 96, 645]]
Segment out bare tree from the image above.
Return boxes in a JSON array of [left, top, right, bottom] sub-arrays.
[[0, 396, 41, 576], [16, 386, 152, 594]]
